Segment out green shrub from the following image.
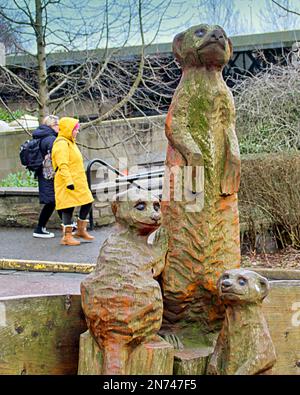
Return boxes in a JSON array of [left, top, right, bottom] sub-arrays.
[[239, 153, 300, 249], [233, 64, 300, 154], [0, 108, 25, 123], [0, 171, 38, 187]]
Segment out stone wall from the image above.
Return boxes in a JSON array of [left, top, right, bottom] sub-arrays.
[[0, 128, 32, 181], [0, 187, 115, 228], [0, 115, 167, 182]]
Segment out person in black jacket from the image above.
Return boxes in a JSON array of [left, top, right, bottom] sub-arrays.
[[32, 115, 60, 238]]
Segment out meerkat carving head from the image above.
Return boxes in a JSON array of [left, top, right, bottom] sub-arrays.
[[217, 269, 270, 304], [111, 188, 161, 235], [173, 24, 233, 70]]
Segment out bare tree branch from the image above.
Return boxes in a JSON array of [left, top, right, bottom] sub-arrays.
[[0, 64, 41, 101], [271, 0, 300, 16], [0, 0, 181, 153]]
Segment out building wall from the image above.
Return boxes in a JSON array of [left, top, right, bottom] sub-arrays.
[[0, 129, 31, 180]]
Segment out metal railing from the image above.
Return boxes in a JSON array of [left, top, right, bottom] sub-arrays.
[[86, 158, 164, 229]]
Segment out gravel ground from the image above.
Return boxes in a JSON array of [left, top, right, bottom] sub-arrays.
[[241, 246, 300, 270]]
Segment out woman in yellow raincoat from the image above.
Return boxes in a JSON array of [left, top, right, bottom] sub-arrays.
[[52, 117, 94, 245]]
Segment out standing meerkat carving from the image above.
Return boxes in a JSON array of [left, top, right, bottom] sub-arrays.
[[207, 269, 276, 375], [81, 188, 168, 375], [161, 24, 241, 339]]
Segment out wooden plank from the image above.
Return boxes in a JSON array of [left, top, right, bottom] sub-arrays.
[[263, 281, 300, 375], [0, 278, 300, 375], [0, 295, 87, 375]]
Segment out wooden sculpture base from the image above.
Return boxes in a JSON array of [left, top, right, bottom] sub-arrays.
[[78, 330, 174, 375], [173, 347, 213, 375]]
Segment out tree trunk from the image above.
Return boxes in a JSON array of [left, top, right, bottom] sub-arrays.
[[35, 0, 48, 123]]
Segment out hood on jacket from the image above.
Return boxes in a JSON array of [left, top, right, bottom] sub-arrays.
[[32, 124, 57, 140], [58, 117, 79, 142]]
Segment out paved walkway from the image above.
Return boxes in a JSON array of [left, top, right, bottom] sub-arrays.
[[0, 225, 116, 298], [0, 225, 115, 264], [0, 270, 87, 297]]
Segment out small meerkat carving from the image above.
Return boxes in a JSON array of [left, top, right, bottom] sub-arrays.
[[161, 24, 241, 337], [207, 269, 277, 375], [80, 188, 168, 375]]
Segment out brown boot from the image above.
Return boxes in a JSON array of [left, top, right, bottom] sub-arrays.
[[74, 219, 94, 241], [60, 225, 81, 246]]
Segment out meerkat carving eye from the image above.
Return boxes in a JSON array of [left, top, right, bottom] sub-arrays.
[[153, 202, 160, 212], [238, 277, 247, 286], [135, 202, 146, 211], [195, 28, 206, 38]]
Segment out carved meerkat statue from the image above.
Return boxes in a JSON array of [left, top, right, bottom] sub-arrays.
[[207, 269, 276, 375], [160, 24, 241, 339], [81, 188, 168, 375]]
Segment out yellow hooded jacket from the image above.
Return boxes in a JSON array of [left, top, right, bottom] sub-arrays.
[[51, 117, 94, 210]]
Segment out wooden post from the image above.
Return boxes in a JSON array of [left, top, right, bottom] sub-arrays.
[[78, 330, 174, 375]]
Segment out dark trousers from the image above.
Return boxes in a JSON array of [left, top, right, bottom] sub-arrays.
[[58, 203, 92, 226], [37, 202, 62, 228]]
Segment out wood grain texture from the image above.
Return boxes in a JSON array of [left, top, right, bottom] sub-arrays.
[[207, 270, 276, 375], [0, 276, 299, 374], [262, 280, 300, 375], [174, 348, 213, 375], [161, 25, 240, 337], [0, 294, 87, 375], [78, 330, 174, 375], [81, 189, 168, 374]]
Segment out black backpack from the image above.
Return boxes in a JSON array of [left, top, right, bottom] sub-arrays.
[[19, 139, 44, 172]]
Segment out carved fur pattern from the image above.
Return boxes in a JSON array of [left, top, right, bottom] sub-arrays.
[[81, 189, 167, 374], [161, 24, 241, 335]]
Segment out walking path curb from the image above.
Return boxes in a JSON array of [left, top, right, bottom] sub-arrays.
[[1, 259, 300, 279], [0, 258, 95, 274]]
